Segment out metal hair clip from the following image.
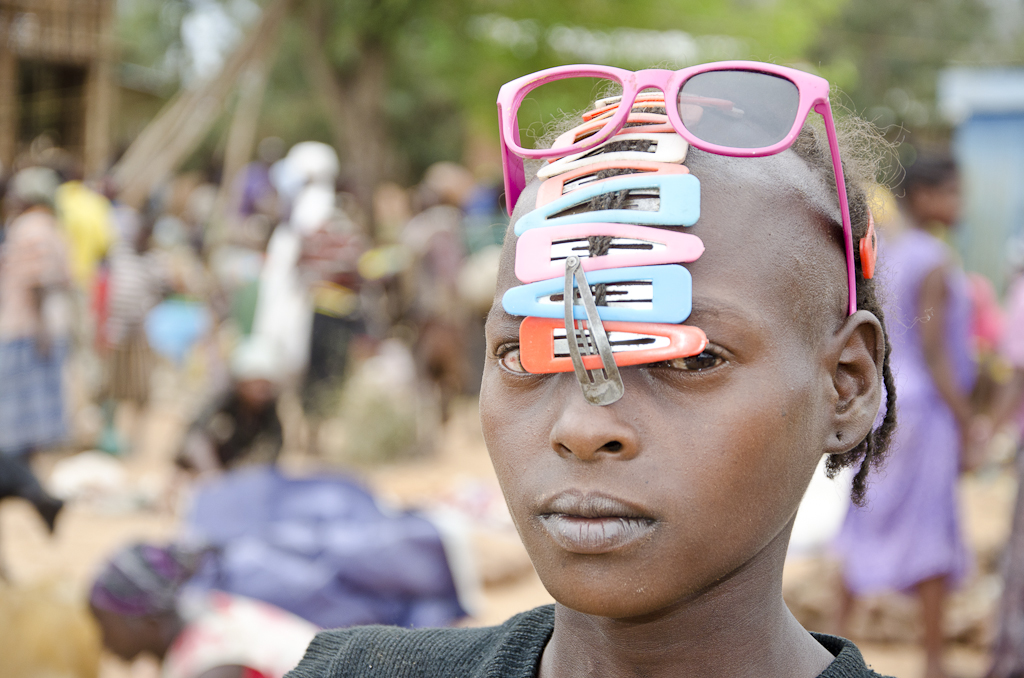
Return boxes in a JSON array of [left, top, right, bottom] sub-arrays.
[[563, 255, 624, 406]]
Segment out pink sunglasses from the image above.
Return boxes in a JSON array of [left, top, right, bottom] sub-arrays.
[[497, 61, 859, 314]]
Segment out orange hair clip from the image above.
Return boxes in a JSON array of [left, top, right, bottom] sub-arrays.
[[519, 316, 707, 374], [859, 211, 878, 280]]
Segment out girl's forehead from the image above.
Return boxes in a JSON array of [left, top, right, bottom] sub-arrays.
[[498, 151, 847, 335]]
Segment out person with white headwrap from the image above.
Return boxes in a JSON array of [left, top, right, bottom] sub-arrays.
[[176, 336, 284, 474]]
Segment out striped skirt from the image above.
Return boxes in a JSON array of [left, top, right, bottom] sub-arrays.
[[104, 328, 154, 404]]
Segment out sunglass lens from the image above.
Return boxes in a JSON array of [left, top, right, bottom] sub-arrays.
[[515, 77, 621, 151], [677, 71, 799, 149]]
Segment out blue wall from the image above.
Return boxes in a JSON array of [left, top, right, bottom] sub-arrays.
[[953, 112, 1024, 292]]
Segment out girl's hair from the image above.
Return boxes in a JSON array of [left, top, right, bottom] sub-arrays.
[[554, 110, 896, 506], [790, 121, 897, 506]]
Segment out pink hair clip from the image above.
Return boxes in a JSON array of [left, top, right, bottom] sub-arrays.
[[535, 160, 689, 207], [536, 133, 688, 180], [551, 113, 673, 149], [587, 93, 667, 119], [515, 222, 704, 283]]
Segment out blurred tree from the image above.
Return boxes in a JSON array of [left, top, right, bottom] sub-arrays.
[[116, 0, 1024, 225], [299, 0, 476, 226], [810, 0, 993, 133], [290, 0, 855, 225], [117, 0, 855, 228], [116, 0, 188, 90]]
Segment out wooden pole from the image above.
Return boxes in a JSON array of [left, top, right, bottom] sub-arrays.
[[0, 8, 17, 173], [84, 0, 115, 178], [207, 56, 272, 246]]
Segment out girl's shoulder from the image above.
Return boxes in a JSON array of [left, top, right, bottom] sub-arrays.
[[286, 605, 555, 678], [811, 633, 894, 678]]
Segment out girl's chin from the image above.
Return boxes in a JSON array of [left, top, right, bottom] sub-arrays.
[[546, 590, 676, 621], [534, 563, 674, 620]]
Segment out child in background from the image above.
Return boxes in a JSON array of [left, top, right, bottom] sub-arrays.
[[90, 543, 318, 678], [177, 336, 283, 474], [289, 62, 894, 678]]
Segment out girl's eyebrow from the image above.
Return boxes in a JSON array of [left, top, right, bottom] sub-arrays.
[[687, 298, 760, 326], [485, 307, 523, 337]]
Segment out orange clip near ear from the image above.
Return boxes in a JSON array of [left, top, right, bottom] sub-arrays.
[[859, 211, 878, 280]]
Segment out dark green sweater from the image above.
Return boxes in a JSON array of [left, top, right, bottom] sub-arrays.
[[286, 605, 891, 677]]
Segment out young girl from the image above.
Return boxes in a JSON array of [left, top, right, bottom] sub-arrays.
[[288, 61, 896, 678]]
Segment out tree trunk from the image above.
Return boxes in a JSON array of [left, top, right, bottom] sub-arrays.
[[304, 4, 390, 236]]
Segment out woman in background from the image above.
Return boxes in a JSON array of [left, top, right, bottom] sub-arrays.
[[0, 167, 71, 537], [835, 153, 980, 678]]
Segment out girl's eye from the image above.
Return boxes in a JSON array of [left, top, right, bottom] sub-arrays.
[[662, 349, 724, 372], [498, 346, 528, 373]]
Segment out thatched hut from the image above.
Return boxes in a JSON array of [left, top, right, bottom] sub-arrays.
[[0, 0, 115, 177]]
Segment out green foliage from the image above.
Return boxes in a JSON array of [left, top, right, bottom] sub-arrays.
[[810, 0, 993, 131], [116, 0, 1024, 185], [116, 0, 189, 84]]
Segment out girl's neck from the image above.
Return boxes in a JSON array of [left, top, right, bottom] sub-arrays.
[[538, 529, 835, 678]]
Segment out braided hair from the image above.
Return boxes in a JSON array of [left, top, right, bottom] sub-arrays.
[[790, 123, 897, 506]]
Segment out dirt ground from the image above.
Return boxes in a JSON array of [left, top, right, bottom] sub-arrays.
[[0, 394, 1012, 678]]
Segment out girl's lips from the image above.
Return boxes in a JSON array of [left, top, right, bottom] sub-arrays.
[[536, 491, 657, 554]]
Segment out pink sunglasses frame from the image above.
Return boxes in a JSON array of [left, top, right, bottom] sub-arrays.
[[496, 61, 858, 314]]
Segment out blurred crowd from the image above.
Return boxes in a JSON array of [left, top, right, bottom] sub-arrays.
[[0, 133, 508, 476], [9, 136, 1024, 678], [0, 134, 510, 677]]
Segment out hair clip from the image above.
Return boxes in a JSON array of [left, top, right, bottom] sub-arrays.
[[515, 172, 700, 235], [520, 316, 708, 374], [515, 222, 704, 283], [859, 210, 877, 280], [536, 133, 688, 180], [503, 264, 692, 324], [561, 256, 624, 405], [536, 160, 689, 207], [585, 102, 668, 124], [591, 92, 666, 114], [552, 113, 673, 149]]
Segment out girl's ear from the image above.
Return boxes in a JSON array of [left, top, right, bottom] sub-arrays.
[[825, 310, 885, 455]]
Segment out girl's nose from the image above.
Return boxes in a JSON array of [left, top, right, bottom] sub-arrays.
[[549, 385, 640, 462]]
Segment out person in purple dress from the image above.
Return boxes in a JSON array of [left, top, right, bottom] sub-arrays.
[[835, 153, 980, 678]]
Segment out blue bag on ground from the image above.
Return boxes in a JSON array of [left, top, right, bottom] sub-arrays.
[[184, 466, 466, 629]]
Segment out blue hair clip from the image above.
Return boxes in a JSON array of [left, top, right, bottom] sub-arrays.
[[502, 264, 692, 324], [514, 173, 700, 236]]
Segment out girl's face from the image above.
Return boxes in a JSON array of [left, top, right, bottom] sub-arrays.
[[481, 151, 879, 619]]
